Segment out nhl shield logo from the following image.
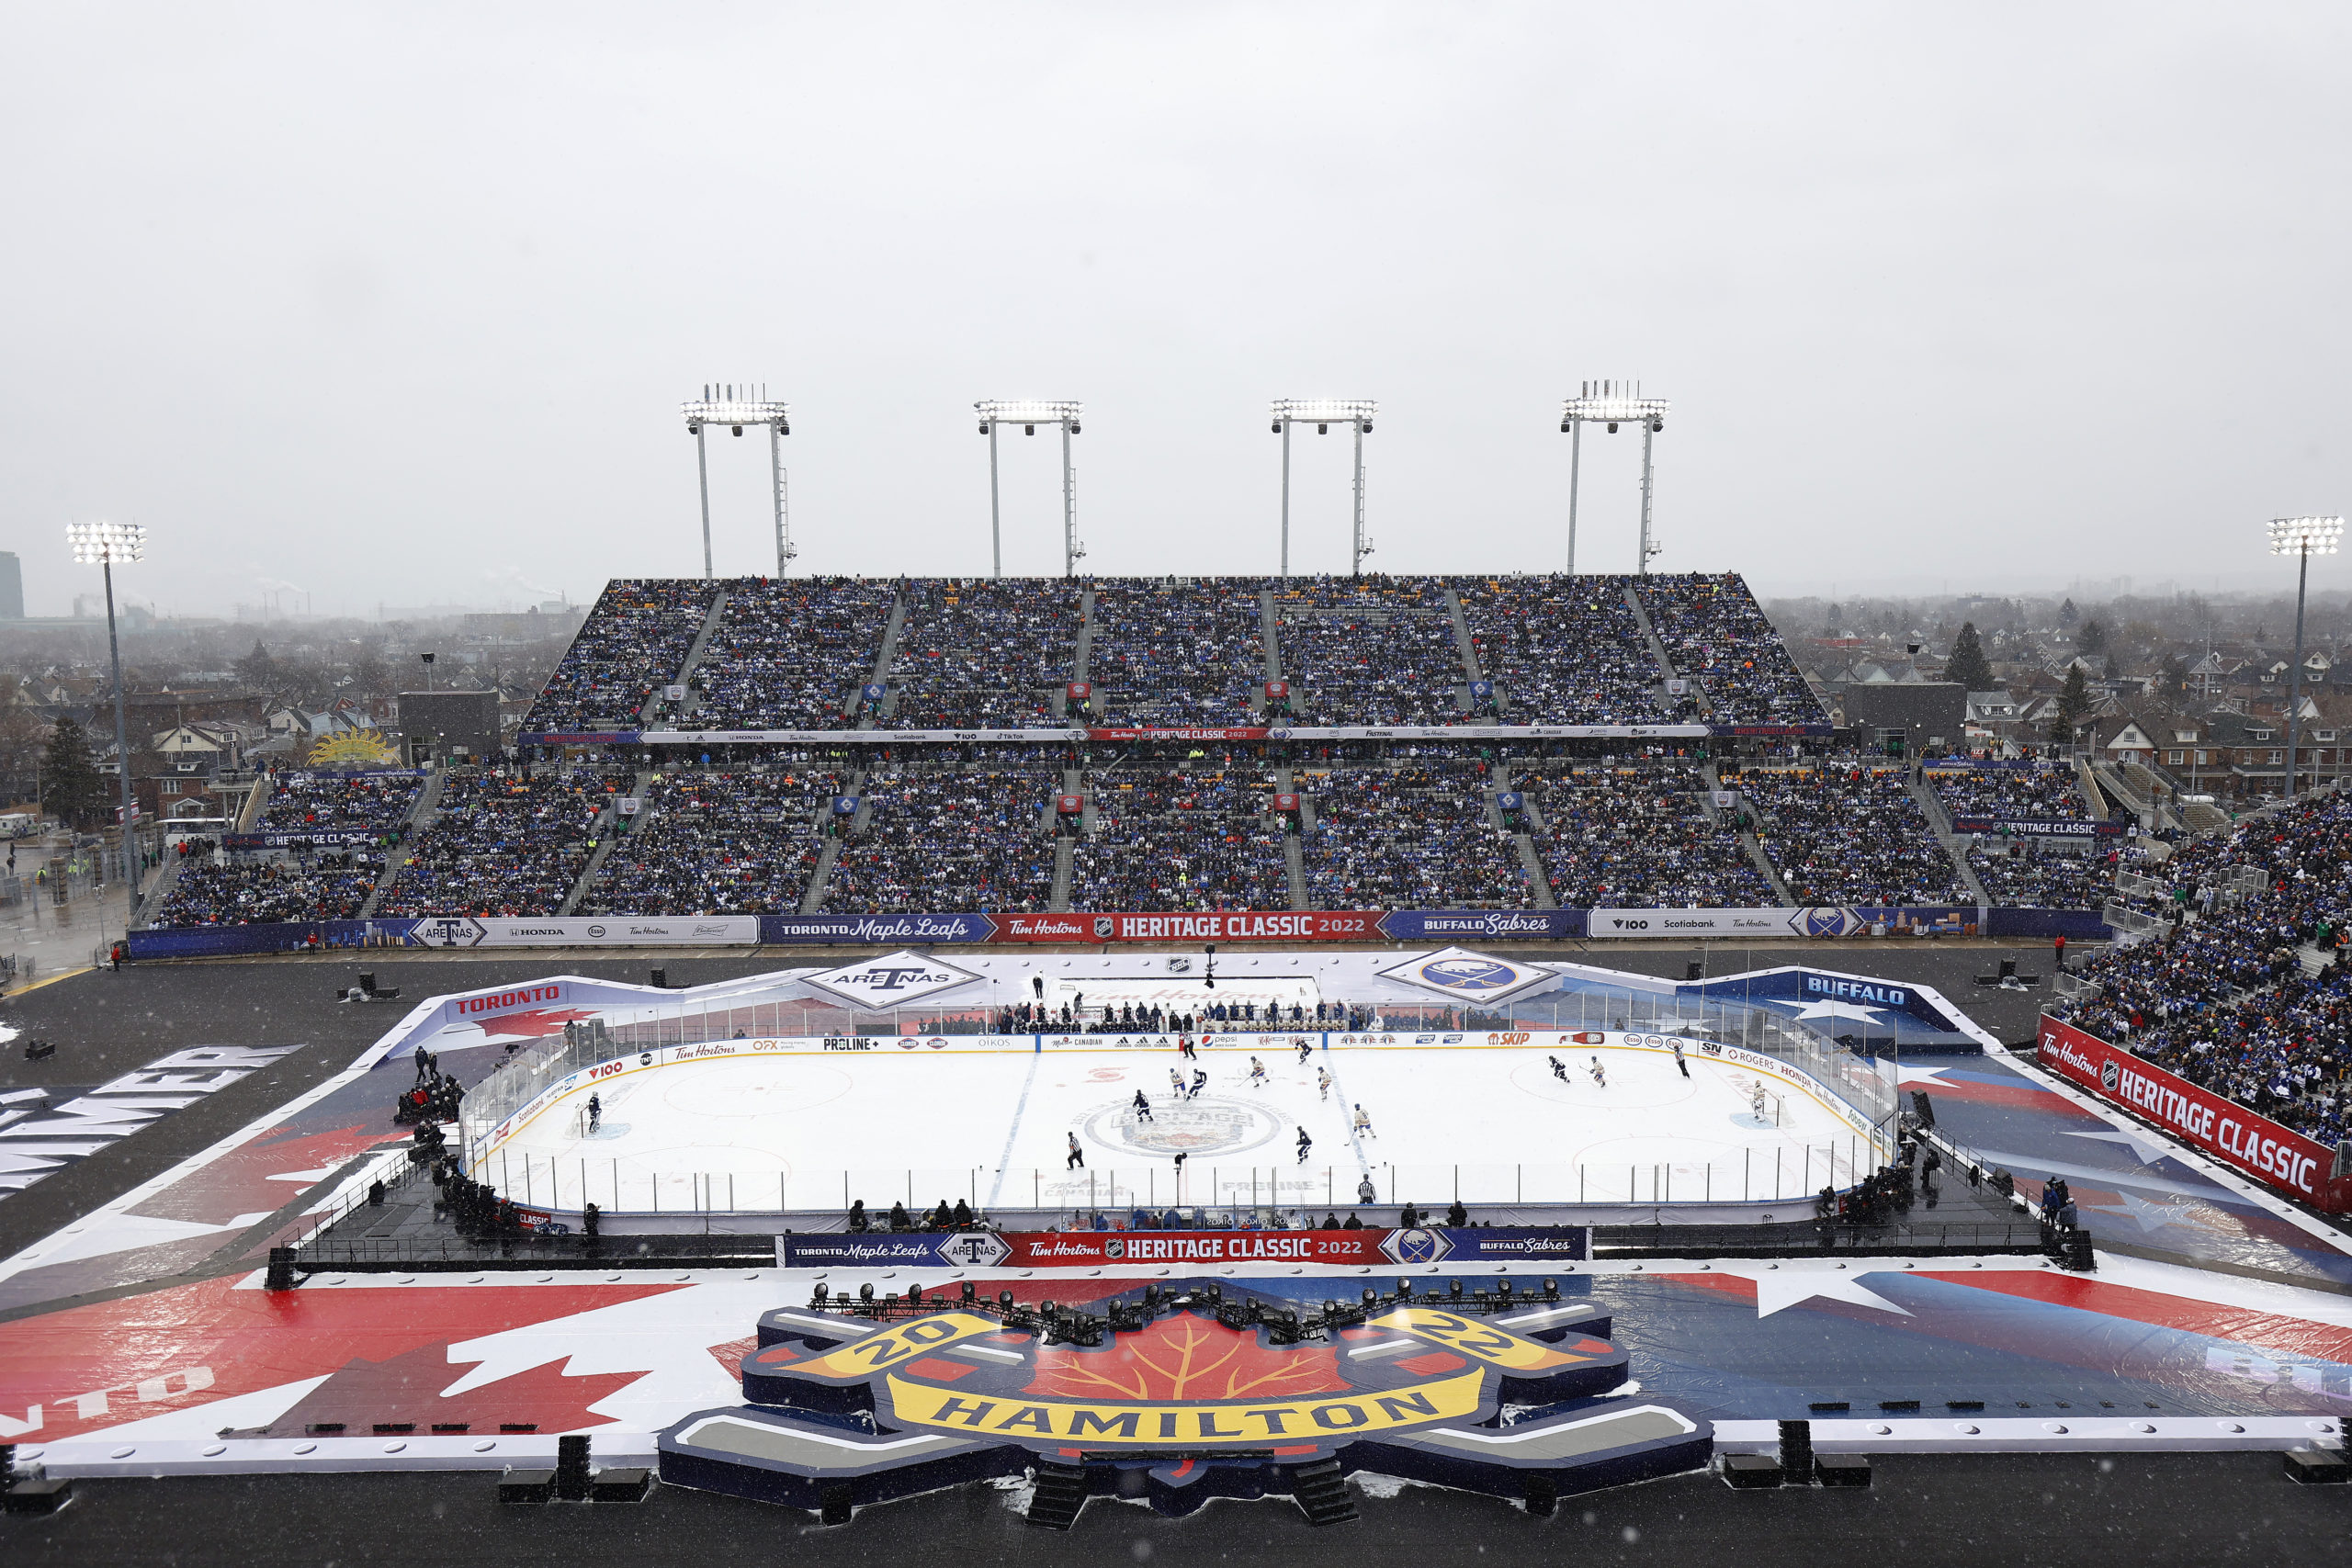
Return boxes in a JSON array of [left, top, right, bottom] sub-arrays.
[[2100, 1058, 2120, 1093], [1093, 917, 1115, 939], [659, 1280, 1709, 1525]]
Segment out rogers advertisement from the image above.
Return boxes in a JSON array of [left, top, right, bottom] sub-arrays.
[[1006, 1230, 1392, 1267], [2037, 1016, 2351, 1212], [992, 911, 1383, 944]]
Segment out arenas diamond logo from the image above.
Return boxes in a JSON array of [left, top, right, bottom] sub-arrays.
[[659, 1284, 1710, 1522], [800, 950, 984, 1010], [1377, 947, 1552, 1003]]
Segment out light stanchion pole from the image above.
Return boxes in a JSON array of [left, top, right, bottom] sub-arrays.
[[976, 401, 1084, 577], [68, 522, 147, 922], [1271, 400, 1377, 577], [2268, 517, 2342, 802], [1560, 382, 1669, 572], [683, 386, 792, 579]]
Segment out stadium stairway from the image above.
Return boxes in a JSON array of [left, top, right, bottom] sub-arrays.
[[130, 851, 187, 929], [1621, 585, 1697, 708], [645, 588, 732, 727], [1705, 762, 1795, 905], [559, 768, 654, 915], [859, 602, 910, 728], [1070, 585, 1095, 693], [1493, 762, 1557, 909], [357, 766, 447, 919], [797, 767, 864, 913], [1258, 589, 1283, 682], [1277, 763, 1308, 910], [1442, 586, 1485, 683], [1908, 771, 1992, 907]]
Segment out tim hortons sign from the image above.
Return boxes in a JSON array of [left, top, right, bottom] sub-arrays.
[[659, 1284, 1709, 1522]]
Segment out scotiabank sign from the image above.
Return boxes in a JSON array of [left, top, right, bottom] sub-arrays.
[[1005, 1230, 1391, 1267], [992, 911, 1383, 944], [2038, 1016, 2350, 1212]]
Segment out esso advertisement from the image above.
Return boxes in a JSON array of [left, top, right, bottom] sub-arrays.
[[1005, 1230, 1391, 1268], [2038, 1016, 2350, 1211]]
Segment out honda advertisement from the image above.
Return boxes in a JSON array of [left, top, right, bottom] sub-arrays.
[[2037, 1016, 2351, 1212]]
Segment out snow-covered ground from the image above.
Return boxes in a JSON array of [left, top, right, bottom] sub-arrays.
[[481, 1032, 1870, 1215]]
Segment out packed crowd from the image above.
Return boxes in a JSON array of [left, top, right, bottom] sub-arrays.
[[523, 580, 718, 733], [1928, 765, 2097, 822], [1638, 573, 1830, 727], [1456, 577, 1676, 725], [1071, 766, 1292, 909], [2052, 789, 2352, 1146], [1302, 762, 1536, 909], [1965, 838, 2112, 908], [878, 580, 1081, 729], [378, 766, 631, 917], [1088, 579, 1270, 726], [1272, 577, 1468, 726], [1527, 763, 1776, 908], [155, 852, 387, 926], [254, 770, 423, 835], [582, 769, 842, 915], [1736, 766, 1970, 906], [690, 578, 897, 728], [824, 768, 1058, 911]]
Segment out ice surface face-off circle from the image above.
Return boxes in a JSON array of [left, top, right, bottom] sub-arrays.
[[1082, 1096, 1285, 1157]]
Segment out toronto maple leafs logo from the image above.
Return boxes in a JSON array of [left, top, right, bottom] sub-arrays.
[[658, 1282, 1710, 1524]]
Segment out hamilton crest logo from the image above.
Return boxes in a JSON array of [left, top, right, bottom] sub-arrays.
[[659, 1280, 1709, 1524]]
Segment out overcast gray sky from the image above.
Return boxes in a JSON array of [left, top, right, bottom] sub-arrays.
[[5, 3, 2347, 617]]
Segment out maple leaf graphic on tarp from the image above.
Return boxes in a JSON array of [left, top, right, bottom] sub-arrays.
[[1023, 1312, 1347, 1404], [463, 1008, 599, 1042], [229, 1342, 645, 1438]]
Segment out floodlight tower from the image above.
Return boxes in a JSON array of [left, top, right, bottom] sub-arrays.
[[1270, 400, 1377, 578], [682, 386, 794, 579], [975, 401, 1084, 579], [2267, 514, 2343, 802], [66, 521, 146, 912], [1559, 382, 1669, 574]]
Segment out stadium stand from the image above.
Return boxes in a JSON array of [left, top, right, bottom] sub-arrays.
[[523, 580, 718, 732], [1072, 765, 1291, 910], [154, 854, 386, 925], [1928, 764, 2098, 823], [1736, 764, 1970, 906], [1526, 762, 1776, 908], [1087, 579, 1269, 727], [581, 767, 843, 915], [1637, 571, 1831, 726], [1300, 761, 1535, 909], [1272, 576, 1467, 726], [877, 579, 1080, 729], [823, 766, 1059, 912], [690, 577, 896, 729], [377, 765, 630, 917], [1455, 576, 1675, 724], [2050, 788, 2352, 1147], [253, 770, 423, 835]]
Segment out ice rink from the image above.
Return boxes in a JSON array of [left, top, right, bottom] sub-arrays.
[[480, 1031, 1876, 1216]]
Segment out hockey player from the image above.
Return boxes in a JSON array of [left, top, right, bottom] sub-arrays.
[[1671, 1039, 1689, 1078], [1170, 1067, 1187, 1098], [1296, 1038, 1312, 1063], [1317, 1066, 1333, 1100], [1295, 1127, 1313, 1165], [1549, 1055, 1568, 1081], [1589, 1056, 1607, 1089], [586, 1094, 602, 1134], [1351, 1102, 1374, 1138], [1067, 1132, 1085, 1169], [1750, 1085, 1768, 1122], [1190, 1067, 1207, 1100], [1133, 1089, 1154, 1122], [1249, 1055, 1268, 1089]]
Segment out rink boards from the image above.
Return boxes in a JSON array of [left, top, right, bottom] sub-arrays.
[[469, 1029, 1890, 1218]]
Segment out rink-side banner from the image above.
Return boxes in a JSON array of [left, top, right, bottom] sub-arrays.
[[1588, 907, 1976, 939], [2036, 1016, 2352, 1213], [990, 911, 1385, 943], [526, 723, 1772, 746], [778, 1226, 1589, 1270]]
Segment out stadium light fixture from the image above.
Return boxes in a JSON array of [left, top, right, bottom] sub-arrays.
[[65, 521, 148, 915], [975, 401, 1085, 579], [681, 385, 794, 579], [1559, 381, 1669, 575], [1270, 400, 1378, 579], [2267, 515, 2343, 803]]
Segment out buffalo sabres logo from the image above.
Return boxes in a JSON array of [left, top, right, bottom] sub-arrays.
[[659, 1282, 1710, 1524]]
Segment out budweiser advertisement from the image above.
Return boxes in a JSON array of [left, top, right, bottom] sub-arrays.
[[991, 911, 1384, 944], [2037, 1016, 2351, 1213]]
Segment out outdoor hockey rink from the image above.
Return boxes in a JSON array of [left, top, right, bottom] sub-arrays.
[[478, 1031, 1872, 1217]]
